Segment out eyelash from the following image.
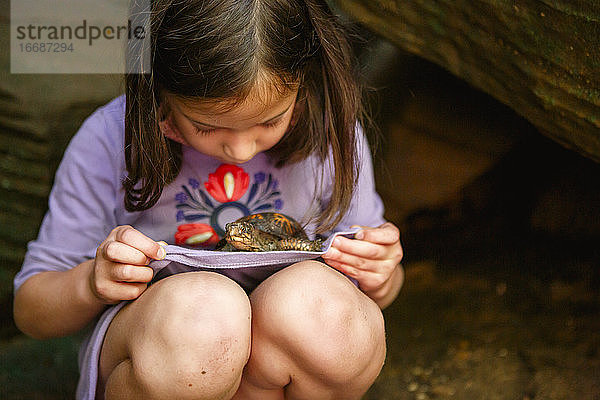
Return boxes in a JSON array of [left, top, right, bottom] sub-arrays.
[[195, 127, 216, 136], [194, 118, 284, 136]]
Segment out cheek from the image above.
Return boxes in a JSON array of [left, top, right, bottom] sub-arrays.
[[187, 135, 221, 155], [260, 120, 292, 149], [171, 114, 197, 137], [264, 128, 287, 148], [171, 115, 218, 151]]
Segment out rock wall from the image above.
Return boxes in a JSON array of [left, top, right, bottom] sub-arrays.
[[0, 3, 123, 311], [334, 0, 600, 161]]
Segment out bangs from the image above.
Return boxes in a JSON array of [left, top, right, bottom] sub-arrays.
[[174, 69, 301, 115]]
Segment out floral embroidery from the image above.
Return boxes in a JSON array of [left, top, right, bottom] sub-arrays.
[[174, 224, 219, 247], [175, 164, 283, 245], [204, 164, 249, 203]]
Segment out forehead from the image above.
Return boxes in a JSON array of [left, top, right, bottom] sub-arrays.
[[172, 78, 299, 121]]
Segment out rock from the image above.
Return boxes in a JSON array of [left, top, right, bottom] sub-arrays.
[[334, 0, 600, 162], [369, 47, 525, 222], [0, 4, 122, 280], [530, 169, 600, 237]]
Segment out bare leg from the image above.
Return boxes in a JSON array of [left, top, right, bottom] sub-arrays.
[[97, 272, 252, 400], [233, 261, 386, 400]]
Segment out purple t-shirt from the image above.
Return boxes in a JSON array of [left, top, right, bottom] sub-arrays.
[[14, 95, 385, 291]]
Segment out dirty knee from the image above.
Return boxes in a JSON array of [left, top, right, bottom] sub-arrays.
[[254, 262, 386, 384], [130, 272, 251, 399]]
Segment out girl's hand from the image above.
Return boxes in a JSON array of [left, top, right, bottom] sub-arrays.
[[90, 226, 166, 304], [322, 222, 403, 304]]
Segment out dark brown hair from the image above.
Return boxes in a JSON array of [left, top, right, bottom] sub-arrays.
[[124, 0, 365, 232]]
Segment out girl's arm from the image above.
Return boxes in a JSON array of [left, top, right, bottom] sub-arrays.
[[14, 260, 106, 339], [322, 222, 404, 309], [14, 226, 164, 339]]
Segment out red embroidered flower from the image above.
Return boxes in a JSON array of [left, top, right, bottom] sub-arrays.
[[204, 164, 249, 203], [175, 224, 219, 247]]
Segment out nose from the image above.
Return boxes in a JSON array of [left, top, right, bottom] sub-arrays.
[[223, 132, 257, 163]]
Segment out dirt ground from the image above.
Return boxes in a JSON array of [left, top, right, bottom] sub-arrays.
[[365, 224, 600, 400]]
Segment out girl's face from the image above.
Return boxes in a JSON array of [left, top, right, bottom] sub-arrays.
[[166, 89, 298, 164]]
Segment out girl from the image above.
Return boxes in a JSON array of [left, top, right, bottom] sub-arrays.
[[13, 0, 404, 399]]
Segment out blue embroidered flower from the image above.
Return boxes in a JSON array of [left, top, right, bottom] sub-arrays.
[[274, 199, 283, 209], [176, 210, 185, 221], [188, 178, 200, 189], [175, 192, 188, 203], [272, 179, 279, 190], [254, 172, 266, 184]]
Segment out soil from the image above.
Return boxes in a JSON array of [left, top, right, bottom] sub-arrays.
[[365, 223, 600, 400]]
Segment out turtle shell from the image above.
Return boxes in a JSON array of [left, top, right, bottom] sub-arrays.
[[216, 212, 322, 251], [232, 212, 308, 240]]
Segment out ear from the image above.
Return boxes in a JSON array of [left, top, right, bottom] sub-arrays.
[[157, 94, 170, 121]]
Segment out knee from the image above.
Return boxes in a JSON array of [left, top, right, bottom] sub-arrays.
[[145, 272, 251, 343], [254, 261, 386, 383], [132, 272, 251, 398]]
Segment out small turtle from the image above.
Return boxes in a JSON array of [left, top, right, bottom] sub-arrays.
[[215, 212, 323, 252]]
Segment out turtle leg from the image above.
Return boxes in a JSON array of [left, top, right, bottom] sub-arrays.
[[278, 238, 323, 251]]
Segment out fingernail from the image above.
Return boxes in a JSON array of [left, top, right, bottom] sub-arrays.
[[355, 230, 365, 240], [158, 246, 166, 260]]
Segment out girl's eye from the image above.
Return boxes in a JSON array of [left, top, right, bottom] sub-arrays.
[[193, 118, 283, 135], [262, 119, 284, 129], [194, 125, 216, 136]]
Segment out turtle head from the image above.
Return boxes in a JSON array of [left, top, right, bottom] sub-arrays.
[[224, 221, 261, 251]]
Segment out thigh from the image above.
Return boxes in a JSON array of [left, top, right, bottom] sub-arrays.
[[98, 271, 252, 399]]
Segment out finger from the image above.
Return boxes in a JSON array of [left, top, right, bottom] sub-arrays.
[[325, 259, 393, 293], [92, 276, 148, 303], [102, 281, 148, 301], [353, 222, 400, 245], [110, 264, 154, 283], [102, 241, 152, 265], [322, 244, 379, 272], [324, 240, 400, 274], [118, 282, 149, 301], [112, 226, 166, 260], [325, 236, 385, 260], [325, 259, 360, 279]]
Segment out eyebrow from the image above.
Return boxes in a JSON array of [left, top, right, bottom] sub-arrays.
[[185, 101, 294, 129]]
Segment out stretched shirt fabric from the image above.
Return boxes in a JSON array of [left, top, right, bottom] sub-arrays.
[[149, 229, 360, 292], [13, 95, 386, 400]]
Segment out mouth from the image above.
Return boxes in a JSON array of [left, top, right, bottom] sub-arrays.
[[226, 237, 253, 251], [225, 231, 257, 250]]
